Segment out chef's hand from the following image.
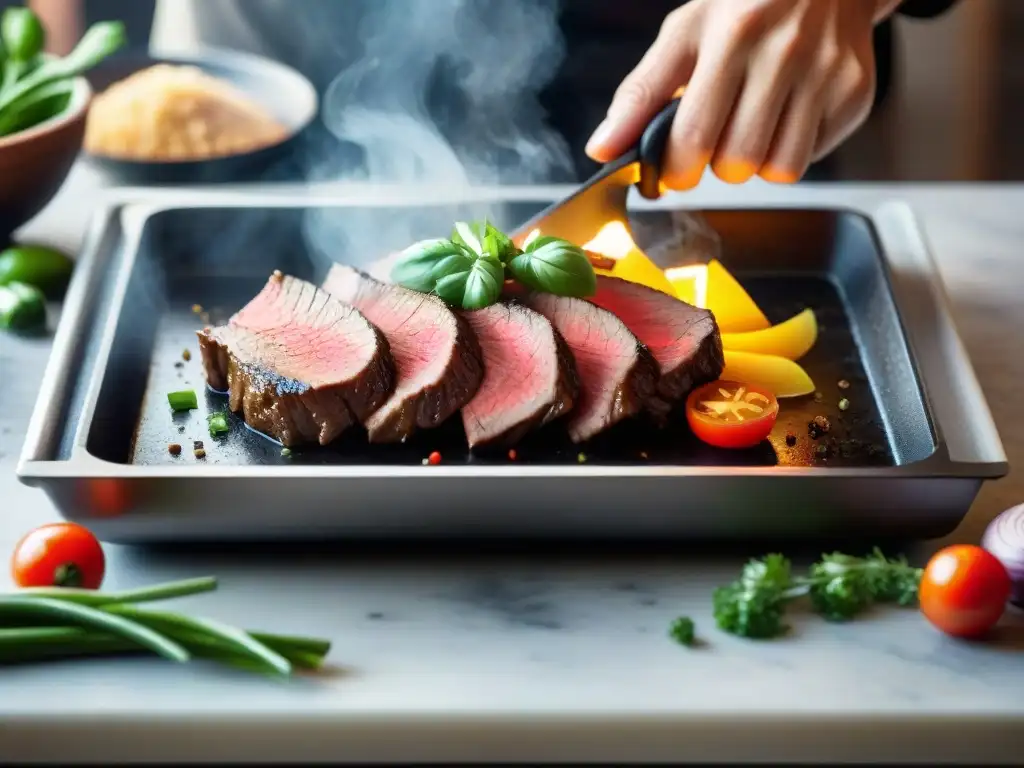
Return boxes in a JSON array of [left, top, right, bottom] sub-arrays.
[[586, 0, 903, 188]]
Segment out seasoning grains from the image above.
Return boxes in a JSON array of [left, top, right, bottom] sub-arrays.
[[808, 416, 831, 439]]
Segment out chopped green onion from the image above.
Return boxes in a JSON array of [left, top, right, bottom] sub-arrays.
[[167, 389, 198, 412], [207, 411, 230, 437]]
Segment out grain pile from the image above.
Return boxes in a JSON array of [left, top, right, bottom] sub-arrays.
[[84, 64, 287, 161]]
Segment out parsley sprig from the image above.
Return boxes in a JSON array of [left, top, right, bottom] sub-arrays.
[[711, 548, 923, 639]]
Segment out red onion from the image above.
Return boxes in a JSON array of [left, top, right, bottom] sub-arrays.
[[981, 503, 1024, 608]]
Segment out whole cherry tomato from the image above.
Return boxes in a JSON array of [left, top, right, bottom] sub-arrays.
[[686, 380, 780, 449], [11, 522, 106, 589], [919, 544, 1011, 639]]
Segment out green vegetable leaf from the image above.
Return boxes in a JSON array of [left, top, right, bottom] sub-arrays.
[[507, 236, 596, 298], [433, 255, 504, 310], [452, 221, 484, 256], [707, 548, 924, 641], [807, 548, 922, 620], [806, 554, 873, 621], [668, 616, 696, 647], [712, 554, 793, 640], [390, 239, 476, 294], [452, 220, 518, 264]]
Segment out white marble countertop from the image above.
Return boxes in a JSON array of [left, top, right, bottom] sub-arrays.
[[0, 166, 1023, 763]]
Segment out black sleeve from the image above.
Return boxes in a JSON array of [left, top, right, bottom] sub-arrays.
[[897, 0, 961, 18]]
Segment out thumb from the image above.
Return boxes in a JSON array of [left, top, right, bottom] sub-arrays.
[[586, 38, 697, 164]]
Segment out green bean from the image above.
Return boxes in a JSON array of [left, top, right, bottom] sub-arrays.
[[0, 77, 72, 136], [105, 605, 290, 675], [0, 626, 327, 671], [0, 7, 44, 94], [0, 627, 130, 663], [0, 21, 125, 114], [1, 8, 44, 65], [10, 576, 219, 606], [165, 628, 327, 668], [0, 596, 190, 663], [248, 631, 331, 658]]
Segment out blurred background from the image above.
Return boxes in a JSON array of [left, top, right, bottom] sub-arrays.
[[5, 0, 1020, 182]]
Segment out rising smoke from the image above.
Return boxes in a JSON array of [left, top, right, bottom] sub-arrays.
[[300, 0, 573, 271]]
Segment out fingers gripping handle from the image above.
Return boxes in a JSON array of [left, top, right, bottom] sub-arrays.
[[636, 97, 681, 200]]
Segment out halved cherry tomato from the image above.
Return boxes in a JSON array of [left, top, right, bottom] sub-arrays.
[[919, 545, 1011, 639], [686, 380, 779, 449], [11, 522, 106, 589]]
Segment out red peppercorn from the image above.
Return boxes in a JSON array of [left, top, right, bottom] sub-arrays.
[[428, 451, 442, 465], [508, 449, 517, 461]]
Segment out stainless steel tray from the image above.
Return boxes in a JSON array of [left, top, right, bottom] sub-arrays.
[[17, 188, 1008, 542]]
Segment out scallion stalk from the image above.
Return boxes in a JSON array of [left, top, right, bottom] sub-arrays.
[[167, 389, 198, 412]]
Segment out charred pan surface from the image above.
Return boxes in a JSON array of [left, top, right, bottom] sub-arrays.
[[587, 275, 724, 411], [460, 302, 580, 450], [197, 271, 395, 447], [523, 291, 659, 443], [322, 264, 484, 443]]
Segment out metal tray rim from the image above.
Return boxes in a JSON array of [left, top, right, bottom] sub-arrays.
[[17, 191, 1008, 485]]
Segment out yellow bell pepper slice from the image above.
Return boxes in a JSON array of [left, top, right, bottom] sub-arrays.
[[721, 308, 818, 361]]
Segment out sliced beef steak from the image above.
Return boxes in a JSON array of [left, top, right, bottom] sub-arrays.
[[460, 303, 580, 449], [322, 264, 484, 443], [588, 275, 724, 407], [197, 271, 395, 447], [523, 292, 659, 443]]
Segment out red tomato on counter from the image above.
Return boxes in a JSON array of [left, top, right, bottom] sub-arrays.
[[686, 380, 780, 449], [919, 545, 1011, 639], [11, 522, 106, 589]]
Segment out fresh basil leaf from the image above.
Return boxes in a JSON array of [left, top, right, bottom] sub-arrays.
[[482, 223, 518, 264], [390, 238, 474, 293], [453, 220, 518, 264], [452, 221, 483, 257], [507, 237, 596, 298], [523, 235, 565, 253], [433, 255, 504, 310]]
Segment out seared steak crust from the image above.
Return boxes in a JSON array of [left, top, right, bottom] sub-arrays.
[[197, 271, 395, 447], [587, 275, 724, 410]]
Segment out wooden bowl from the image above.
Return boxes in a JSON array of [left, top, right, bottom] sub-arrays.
[[0, 77, 92, 243]]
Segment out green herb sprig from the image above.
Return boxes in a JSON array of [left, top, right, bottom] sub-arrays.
[[668, 616, 696, 647], [0, 577, 331, 675], [391, 221, 596, 310], [711, 548, 923, 640]]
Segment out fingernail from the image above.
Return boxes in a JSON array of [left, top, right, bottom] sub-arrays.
[[586, 118, 616, 156], [759, 164, 800, 184], [711, 158, 757, 185], [662, 150, 711, 190]]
